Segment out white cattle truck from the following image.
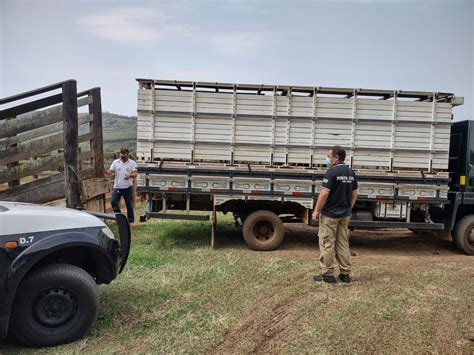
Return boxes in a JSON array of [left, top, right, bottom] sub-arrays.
[[134, 79, 473, 255]]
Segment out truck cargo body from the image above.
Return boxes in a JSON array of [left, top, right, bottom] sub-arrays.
[[135, 79, 473, 255]]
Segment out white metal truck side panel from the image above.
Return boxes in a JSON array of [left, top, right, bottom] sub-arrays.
[[136, 80, 459, 173]]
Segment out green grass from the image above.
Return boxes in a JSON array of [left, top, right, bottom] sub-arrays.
[[2, 210, 473, 353]]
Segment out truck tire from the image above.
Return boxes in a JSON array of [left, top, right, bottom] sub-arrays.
[[242, 210, 285, 251], [9, 263, 99, 347], [453, 215, 474, 255]]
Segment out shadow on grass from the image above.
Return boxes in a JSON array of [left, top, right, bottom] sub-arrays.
[[132, 218, 458, 256]]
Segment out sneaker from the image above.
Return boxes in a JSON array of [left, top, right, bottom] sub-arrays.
[[338, 274, 352, 283], [313, 274, 337, 284]]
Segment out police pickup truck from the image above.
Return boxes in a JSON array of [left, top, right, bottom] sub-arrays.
[[0, 201, 131, 347]]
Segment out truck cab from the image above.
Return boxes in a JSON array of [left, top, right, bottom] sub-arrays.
[[445, 121, 474, 254], [0, 202, 131, 347]]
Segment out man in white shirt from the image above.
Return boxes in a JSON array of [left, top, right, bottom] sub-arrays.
[[105, 148, 138, 223]]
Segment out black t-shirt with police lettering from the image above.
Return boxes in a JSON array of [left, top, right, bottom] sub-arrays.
[[320, 163, 358, 218]]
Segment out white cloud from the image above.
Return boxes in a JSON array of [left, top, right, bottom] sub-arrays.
[[77, 6, 274, 56], [77, 7, 192, 44], [209, 31, 273, 56]]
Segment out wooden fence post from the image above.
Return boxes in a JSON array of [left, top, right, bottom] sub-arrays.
[[62, 80, 81, 208], [89, 88, 104, 177]]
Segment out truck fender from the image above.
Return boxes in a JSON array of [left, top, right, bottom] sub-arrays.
[[446, 192, 464, 230]]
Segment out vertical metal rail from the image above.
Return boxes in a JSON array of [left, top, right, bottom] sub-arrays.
[[285, 88, 292, 166], [231, 84, 237, 165], [310, 87, 318, 167], [389, 91, 398, 171], [191, 82, 197, 163], [150, 80, 156, 161], [271, 86, 277, 166], [349, 89, 358, 167], [429, 92, 437, 172]]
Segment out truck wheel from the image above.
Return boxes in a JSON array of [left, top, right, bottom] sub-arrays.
[[242, 210, 285, 251], [9, 263, 99, 347], [453, 215, 474, 255]]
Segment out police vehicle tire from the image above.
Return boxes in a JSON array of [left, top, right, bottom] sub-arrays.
[[453, 215, 474, 256], [242, 210, 285, 251], [10, 263, 99, 347]]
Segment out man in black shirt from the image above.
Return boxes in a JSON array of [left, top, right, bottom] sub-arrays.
[[312, 146, 358, 284]]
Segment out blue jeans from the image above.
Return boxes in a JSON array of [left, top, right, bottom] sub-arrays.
[[111, 187, 134, 223]]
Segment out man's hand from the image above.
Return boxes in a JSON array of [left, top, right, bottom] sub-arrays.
[[312, 209, 319, 221], [124, 174, 130, 180], [104, 169, 114, 176]]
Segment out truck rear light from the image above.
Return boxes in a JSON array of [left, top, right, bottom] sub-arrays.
[[210, 188, 221, 193], [292, 192, 303, 196], [416, 196, 429, 201], [376, 195, 385, 200], [4, 241, 18, 249], [167, 187, 177, 191], [251, 190, 261, 195]]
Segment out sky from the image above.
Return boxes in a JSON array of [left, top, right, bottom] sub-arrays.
[[1, 0, 473, 119]]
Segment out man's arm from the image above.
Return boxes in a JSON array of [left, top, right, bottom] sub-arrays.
[[351, 190, 358, 208], [105, 161, 115, 176], [351, 172, 358, 208], [312, 188, 330, 220], [125, 162, 138, 180]]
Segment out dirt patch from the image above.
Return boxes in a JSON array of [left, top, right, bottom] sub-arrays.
[[211, 271, 313, 354], [211, 225, 474, 354]]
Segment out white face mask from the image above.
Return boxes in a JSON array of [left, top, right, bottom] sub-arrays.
[[325, 157, 333, 167]]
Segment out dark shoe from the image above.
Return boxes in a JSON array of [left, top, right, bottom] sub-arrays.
[[128, 219, 135, 224], [313, 274, 337, 284], [338, 274, 352, 283]]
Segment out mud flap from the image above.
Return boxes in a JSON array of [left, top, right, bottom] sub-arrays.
[[115, 213, 131, 273]]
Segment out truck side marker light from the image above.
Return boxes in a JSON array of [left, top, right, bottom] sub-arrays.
[[4, 241, 18, 249], [460, 176, 466, 186]]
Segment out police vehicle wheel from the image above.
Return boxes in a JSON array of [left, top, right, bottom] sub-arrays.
[[242, 210, 285, 251], [9, 263, 99, 347], [453, 215, 474, 255]]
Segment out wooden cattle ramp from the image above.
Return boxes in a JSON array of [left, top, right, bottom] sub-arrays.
[[0, 80, 109, 210]]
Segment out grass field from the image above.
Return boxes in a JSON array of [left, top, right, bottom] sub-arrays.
[[2, 209, 473, 353]]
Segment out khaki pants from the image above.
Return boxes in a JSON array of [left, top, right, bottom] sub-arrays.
[[318, 214, 351, 276]]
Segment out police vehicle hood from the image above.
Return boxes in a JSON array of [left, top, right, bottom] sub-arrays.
[[0, 201, 105, 236]]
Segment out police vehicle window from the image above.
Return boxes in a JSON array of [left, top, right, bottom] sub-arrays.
[[0, 205, 8, 212]]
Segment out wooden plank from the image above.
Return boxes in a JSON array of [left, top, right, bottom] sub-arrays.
[[81, 177, 110, 202], [0, 154, 63, 184], [0, 94, 63, 121], [0, 96, 91, 139], [0, 173, 65, 203], [0, 150, 95, 184], [0, 132, 93, 166], [0, 113, 92, 149], [0, 132, 63, 165]]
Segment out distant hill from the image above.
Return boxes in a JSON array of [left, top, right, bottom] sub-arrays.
[[102, 112, 137, 162], [103, 112, 137, 131]]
